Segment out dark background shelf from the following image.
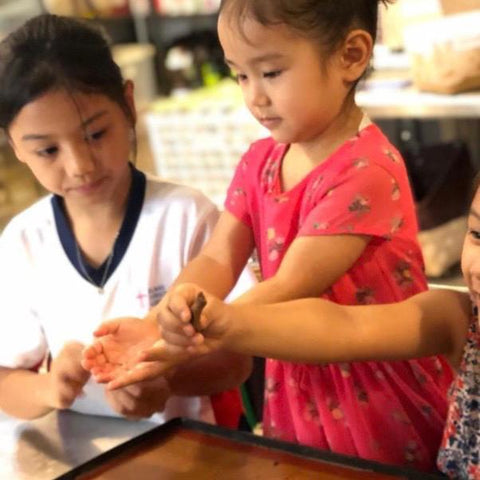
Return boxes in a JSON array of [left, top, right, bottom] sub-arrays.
[[91, 13, 221, 95]]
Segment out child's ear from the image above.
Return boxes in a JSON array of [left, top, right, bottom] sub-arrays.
[[123, 80, 137, 125], [339, 29, 373, 83]]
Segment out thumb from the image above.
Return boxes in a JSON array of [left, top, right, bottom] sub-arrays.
[[93, 319, 120, 337]]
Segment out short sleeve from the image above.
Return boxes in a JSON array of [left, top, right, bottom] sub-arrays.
[[184, 193, 220, 262], [0, 224, 47, 369], [300, 163, 405, 239], [224, 153, 253, 228]]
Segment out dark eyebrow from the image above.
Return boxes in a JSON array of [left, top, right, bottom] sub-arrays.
[[469, 208, 480, 221], [225, 52, 285, 67], [21, 111, 108, 141]]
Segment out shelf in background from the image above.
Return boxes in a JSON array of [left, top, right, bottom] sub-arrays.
[[146, 13, 218, 46], [357, 86, 480, 119]]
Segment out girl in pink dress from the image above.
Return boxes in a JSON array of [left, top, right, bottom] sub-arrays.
[[143, 173, 480, 479], [148, 197, 479, 478], [84, 0, 453, 472]]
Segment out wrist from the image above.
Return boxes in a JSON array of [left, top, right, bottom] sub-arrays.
[[35, 372, 56, 414], [222, 304, 243, 350]]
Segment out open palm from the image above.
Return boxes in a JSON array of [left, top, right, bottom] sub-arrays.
[[82, 317, 160, 383]]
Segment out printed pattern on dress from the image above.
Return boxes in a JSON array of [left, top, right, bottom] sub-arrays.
[[437, 310, 480, 479]]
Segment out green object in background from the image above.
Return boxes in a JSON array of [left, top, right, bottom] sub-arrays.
[[201, 63, 222, 88], [240, 383, 258, 432]]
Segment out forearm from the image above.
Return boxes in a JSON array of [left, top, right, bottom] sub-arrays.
[[167, 351, 252, 396], [233, 275, 299, 305], [221, 293, 464, 364], [223, 299, 363, 361], [233, 262, 346, 305], [173, 254, 239, 299], [0, 368, 52, 420], [233, 234, 371, 305]]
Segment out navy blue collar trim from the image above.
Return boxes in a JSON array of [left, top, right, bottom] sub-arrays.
[[52, 166, 146, 286]]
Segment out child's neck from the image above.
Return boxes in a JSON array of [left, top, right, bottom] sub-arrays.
[[281, 104, 364, 192], [69, 205, 125, 268], [64, 176, 131, 268]]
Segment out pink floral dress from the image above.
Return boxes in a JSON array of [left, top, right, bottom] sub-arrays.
[[225, 124, 454, 472]]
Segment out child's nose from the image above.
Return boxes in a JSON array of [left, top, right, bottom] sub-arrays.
[[246, 81, 269, 108], [64, 142, 96, 177]]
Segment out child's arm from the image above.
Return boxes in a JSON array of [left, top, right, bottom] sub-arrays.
[[85, 288, 470, 385], [85, 227, 370, 386], [156, 214, 369, 318], [141, 231, 369, 365], [221, 290, 470, 365], [234, 233, 370, 304], [170, 211, 368, 303], [136, 210, 254, 344], [0, 342, 90, 419], [159, 288, 471, 369], [167, 211, 255, 299], [152, 208, 368, 325]]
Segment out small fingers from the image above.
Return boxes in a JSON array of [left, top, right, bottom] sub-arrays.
[[161, 329, 199, 348], [90, 363, 118, 383], [92, 371, 115, 384], [185, 344, 211, 356], [157, 304, 190, 336], [82, 354, 107, 372], [138, 337, 196, 362], [81, 343, 106, 369], [84, 341, 104, 356], [166, 282, 206, 323], [107, 362, 168, 390], [167, 294, 193, 323], [93, 321, 120, 337]]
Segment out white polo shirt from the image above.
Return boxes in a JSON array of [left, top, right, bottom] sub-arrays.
[[0, 169, 254, 422]]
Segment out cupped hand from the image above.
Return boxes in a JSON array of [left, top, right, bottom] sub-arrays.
[[82, 316, 190, 390], [142, 286, 231, 362], [48, 341, 91, 410], [82, 316, 160, 381], [82, 284, 233, 390], [105, 375, 171, 419], [153, 283, 205, 339]]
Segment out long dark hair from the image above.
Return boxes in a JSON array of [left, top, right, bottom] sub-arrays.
[[0, 14, 134, 131]]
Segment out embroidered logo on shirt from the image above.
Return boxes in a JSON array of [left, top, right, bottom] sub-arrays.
[[148, 285, 167, 307]]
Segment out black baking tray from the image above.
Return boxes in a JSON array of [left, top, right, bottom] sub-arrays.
[[56, 417, 446, 479]]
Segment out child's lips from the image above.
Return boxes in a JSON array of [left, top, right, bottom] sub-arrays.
[[259, 116, 281, 129], [72, 177, 105, 194]]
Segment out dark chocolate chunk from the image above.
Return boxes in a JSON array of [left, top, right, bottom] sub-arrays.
[[190, 292, 207, 331]]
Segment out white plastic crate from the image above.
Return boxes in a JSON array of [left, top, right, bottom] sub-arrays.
[[145, 81, 267, 206]]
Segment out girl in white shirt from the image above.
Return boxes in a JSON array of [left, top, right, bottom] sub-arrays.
[[0, 13, 252, 423]]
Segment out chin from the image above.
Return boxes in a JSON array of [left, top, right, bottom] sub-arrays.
[[269, 131, 294, 145]]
